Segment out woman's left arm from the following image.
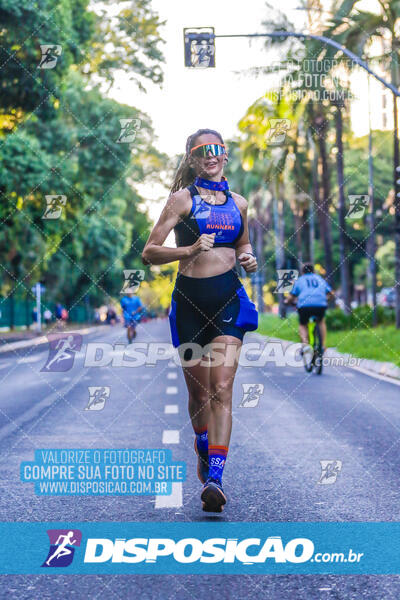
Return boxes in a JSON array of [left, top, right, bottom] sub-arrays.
[[233, 193, 258, 273]]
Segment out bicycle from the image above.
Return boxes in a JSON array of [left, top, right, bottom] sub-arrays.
[[302, 315, 323, 375], [126, 306, 145, 344]]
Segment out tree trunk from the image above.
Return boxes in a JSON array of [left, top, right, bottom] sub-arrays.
[[253, 195, 265, 314], [335, 105, 351, 314], [293, 209, 304, 267], [392, 54, 400, 327], [273, 178, 286, 318], [9, 291, 15, 330], [315, 113, 335, 287], [255, 218, 265, 313], [308, 131, 317, 264], [366, 82, 377, 325]]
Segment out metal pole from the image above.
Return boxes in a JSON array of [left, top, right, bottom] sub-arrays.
[[367, 73, 377, 326], [36, 282, 42, 333], [394, 92, 400, 328], [212, 31, 400, 97], [307, 130, 317, 264]]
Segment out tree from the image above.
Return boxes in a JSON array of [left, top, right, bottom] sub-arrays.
[[328, 0, 400, 325]]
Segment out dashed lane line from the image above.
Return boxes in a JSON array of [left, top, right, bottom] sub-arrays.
[[162, 430, 180, 444], [155, 482, 183, 508]]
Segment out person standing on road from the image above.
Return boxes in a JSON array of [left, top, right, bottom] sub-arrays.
[[120, 289, 144, 343], [287, 263, 334, 352], [142, 129, 258, 512]]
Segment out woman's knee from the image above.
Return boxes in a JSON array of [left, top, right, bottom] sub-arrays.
[[188, 391, 209, 407], [209, 379, 233, 403]]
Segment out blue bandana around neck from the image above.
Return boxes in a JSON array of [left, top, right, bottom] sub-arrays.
[[194, 176, 229, 191]]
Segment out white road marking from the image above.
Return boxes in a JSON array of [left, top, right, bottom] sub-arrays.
[[165, 405, 178, 414], [167, 361, 177, 367], [17, 355, 42, 364], [166, 386, 178, 394], [155, 483, 182, 508], [167, 372, 177, 379], [162, 430, 179, 444]]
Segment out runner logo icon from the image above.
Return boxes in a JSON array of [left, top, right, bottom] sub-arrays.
[[85, 386, 110, 411], [116, 119, 142, 143], [346, 195, 369, 219], [275, 269, 299, 293], [42, 195, 67, 219], [42, 529, 82, 567], [120, 269, 145, 294], [38, 45, 62, 69], [41, 333, 82, 372], [318, 460, 342, 485], [239, 383, 264, 407]]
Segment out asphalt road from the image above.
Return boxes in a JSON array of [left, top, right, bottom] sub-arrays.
[[1, 319, 400, 599]]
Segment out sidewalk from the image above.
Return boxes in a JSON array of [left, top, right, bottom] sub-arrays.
[[252, 332, 400, 383], [0, 325, 98, 354]]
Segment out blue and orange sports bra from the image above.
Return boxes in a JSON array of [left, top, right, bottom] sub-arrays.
[[174, 183, 244, 249]]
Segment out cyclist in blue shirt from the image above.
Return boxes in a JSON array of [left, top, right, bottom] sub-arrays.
[[120, 289, 145, 343], [287, 263, 334, 352]]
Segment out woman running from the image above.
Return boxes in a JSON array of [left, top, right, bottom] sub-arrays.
[[142, 129, 258, 512]]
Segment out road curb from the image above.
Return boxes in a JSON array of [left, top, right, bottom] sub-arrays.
[[0, 326, 98, 354], [251, 332, 400, 382]]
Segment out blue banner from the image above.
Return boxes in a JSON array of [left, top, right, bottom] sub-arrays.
[[0, 522, 399, 574]]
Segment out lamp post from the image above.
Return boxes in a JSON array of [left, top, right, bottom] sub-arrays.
[[366, 71, 377, 326]]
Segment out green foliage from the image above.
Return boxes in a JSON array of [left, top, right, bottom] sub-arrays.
[[325, 308, 351, 331], [325, 305, 395, 331], [0, 0, 166, 315], [376, 240, 395, 287]]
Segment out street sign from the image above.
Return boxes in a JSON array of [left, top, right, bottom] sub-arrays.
[[183, 28, 215, 68], [31, 284, 45, 294]]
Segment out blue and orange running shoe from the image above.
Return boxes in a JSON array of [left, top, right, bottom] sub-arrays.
[[201, 477, 226, 513]]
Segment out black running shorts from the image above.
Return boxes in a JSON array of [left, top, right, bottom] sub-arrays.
[[168, 269, 258, 350], [298, 305, 326, 326]]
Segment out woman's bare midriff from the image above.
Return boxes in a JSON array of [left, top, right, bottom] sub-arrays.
[[178, 246, 236, 278]]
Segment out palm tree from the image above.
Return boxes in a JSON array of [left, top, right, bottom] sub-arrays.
[[238, 89, 302, 316], [328, 0, 400, 325], [225, 142, 269, 312], [255, 19, 337, 286]]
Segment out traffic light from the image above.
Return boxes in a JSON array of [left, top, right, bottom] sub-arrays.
[[183, 28, 215, 68]]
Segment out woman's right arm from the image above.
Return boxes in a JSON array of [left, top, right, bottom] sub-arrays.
[[141, 191, 215, 266]]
